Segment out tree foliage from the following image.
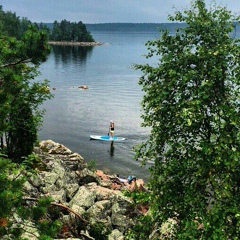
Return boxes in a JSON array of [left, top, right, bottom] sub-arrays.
[[0, 156, 62, 239], [0, 5, 35, 39], [0, 157, 26, 237], [134, 0, 240, 239], [0, 5, 61, 238], [0, 6, 52, 162], [50, 19, 94, 42]]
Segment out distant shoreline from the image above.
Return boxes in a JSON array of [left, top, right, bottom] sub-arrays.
[[48, 41, 109, 46]]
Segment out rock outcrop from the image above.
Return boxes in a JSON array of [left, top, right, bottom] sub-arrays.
[[19, 140, 147, 239], [78, 85, 89, 90]]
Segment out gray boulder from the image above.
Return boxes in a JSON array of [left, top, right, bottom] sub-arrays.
[[18, 140, 144, 239], [69, 185, 97, 209]]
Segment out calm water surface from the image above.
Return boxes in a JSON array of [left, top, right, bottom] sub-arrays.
[[38, 28, 240, 181], [38, 32, 161, 180]]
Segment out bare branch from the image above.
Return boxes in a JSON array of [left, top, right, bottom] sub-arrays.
[[0, 59, 32, 68], [23, 197, 89, 224]]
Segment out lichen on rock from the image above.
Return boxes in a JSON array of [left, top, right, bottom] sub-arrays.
[[16, 140, 147, 239]]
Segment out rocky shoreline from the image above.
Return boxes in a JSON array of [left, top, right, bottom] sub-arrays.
[[16, 140, 149, 239], [48, 41, 109, 46]]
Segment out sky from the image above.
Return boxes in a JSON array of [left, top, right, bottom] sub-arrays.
[[0, 0, 240, 23]]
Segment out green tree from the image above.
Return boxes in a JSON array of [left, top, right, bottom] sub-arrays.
[[0, 157, 26, 238], [49, 19, 94, 42], [134, 0, 240, 239], [37, 21, 51, 36], [2, 10, 20, 38], [6, 100, 38, 160], [0, 24, 52, 162], [51, 20, 61, 41], [0, 157, 62, 239], [19, 17, 32, 36], [59, 19, 71, 41], [76, 21, 94, 42], [0, 5, 41, 39]]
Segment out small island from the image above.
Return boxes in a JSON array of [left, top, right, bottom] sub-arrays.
[[45, 20, 111, 47], [46, 19, 95, 45]]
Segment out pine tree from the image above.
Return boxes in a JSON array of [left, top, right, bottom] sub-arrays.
[[0, 10, 52, 162]]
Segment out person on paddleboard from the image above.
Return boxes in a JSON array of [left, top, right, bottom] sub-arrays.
[[109, 120, 114, 139]]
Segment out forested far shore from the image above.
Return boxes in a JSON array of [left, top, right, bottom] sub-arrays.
[[86, 22, 188, 32], [43, 22, 188, 32]]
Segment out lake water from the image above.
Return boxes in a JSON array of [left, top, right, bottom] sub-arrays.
[[37, 27, 240, 181], [38, 31, 161, 181]]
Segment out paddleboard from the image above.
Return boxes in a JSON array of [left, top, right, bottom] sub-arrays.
[[90, 135, 125, 142]]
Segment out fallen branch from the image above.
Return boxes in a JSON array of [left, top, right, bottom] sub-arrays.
[[23, 197, 89, 224], [51, 202, 89, 223]]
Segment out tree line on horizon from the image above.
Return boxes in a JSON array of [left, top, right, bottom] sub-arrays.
[[43, 22, 188, 33], [85, 22, 188, 32]]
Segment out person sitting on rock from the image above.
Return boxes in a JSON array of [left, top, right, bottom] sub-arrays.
[[127, 175, 137, 184]]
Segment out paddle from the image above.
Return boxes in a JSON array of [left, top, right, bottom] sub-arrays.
[[108, 121, 111, 136], [109, 121, 113, 137]]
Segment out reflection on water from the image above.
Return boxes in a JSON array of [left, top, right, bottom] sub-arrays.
[[38, 30, 240, 182], [51, 45, 93, 65], [39, 32, 156, 181], [110, 141, 114, 157]]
